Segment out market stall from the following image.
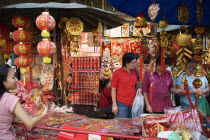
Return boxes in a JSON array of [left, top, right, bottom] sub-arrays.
[[0, 1, 210, 139]]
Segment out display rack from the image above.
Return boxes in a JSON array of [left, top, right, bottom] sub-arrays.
[[71, 56, 100, 106]]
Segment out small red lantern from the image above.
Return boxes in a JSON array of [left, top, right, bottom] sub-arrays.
[[12, 15, 29, 29], [192, 79, 203, 89], [0, 22, 10, 37], [14, 43, 31, 56], [37, 39, 56, 63], [14, 56, 31, 73], [13, 29, 30, 42], [36, 12, 55, 37]]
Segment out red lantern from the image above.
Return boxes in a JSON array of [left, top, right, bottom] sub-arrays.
[[0, 22, 10, 37], [12, 15, 29, 29], [14, 56, 31, 67], [13, 29, 30, 42], [14, 56, 31, 73], [37, 39, 56, 63], [35, 12, 56, 31], [37, 39, 56, 56], [14, 43, 31, 56]]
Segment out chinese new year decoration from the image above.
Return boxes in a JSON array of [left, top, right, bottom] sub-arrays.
[[12, 15, 31, 77], [35, 11, 56, 38], [66, 17, 84, 53], [36, 11, 56, 63], [0, 23, 11, 59], [37, 39, 56, 63]]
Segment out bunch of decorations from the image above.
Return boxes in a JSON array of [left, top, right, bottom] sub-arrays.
[[35, 11, 56, 63], [12, 15, 31, 84]]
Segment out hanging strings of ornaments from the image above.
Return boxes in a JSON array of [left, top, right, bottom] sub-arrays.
[[176, 1, 192, 78], [158, 1, 168, 77], [66, 17, 84, 87], [12, 15, 32, 85], [135, 13, 147, 82], [148, 0, 160, 102], [177, 0, 204, 122], [35, 10, 56, 64]]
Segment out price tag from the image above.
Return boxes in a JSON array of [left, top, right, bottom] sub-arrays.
[[88, 134, 101, 140]]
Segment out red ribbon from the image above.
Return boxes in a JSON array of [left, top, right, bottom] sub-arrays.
[[74, 57, 78, 87], [161, 47, 165, 77], [139, 41, 143, 82], [149, 84, 153, 102]]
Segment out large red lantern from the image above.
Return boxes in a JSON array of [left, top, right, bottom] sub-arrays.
[[14, 43, 31, 56], [37, 39, 56, 63], [36, 12, 55, 38], [12, 15, 29, 29], [13, 29, 30, 42], [0, 22, 10, 38]]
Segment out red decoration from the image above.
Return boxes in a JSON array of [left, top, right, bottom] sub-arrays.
[[12, 15, 29, 29], [14, 43, 31, 56], [14, 56, 31, 67], [4, 38, 15, 54], [0, 22, 10, 37], [35, 12, 56, 31], [37, 39, 56, 56], [139, 41, 143, 82], [13, 29, 30, 42], [184, 77, 203, 123], [150, 84, 153, 102]]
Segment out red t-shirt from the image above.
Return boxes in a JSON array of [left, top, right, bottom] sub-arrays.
[[111, 67, 137, 106], [99, 87, 112, 108]]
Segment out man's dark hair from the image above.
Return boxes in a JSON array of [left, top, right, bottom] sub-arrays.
[[155, 54, 172, 66]]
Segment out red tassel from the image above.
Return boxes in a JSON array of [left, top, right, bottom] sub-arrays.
[[149, 84, 153, 102], [161, 47, 165, 77], [139, 41, 143, 82], [184, 78, 203, 123], [74, 57, 78, 87]]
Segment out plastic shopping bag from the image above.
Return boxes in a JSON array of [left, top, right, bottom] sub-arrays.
[[131, 91, 144, 118], [198, 96, 210, 116]]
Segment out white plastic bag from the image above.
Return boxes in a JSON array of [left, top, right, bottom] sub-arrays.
[[131, 91, 144, 118]]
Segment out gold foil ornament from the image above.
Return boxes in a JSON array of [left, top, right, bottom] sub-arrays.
[[158, 19, 168, 28], [176, 26, 191, 46], [178, 1, 190, 23], [192, 78, 203, 88], [194, 64, 204, 77]]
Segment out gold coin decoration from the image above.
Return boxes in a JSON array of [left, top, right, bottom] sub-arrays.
[[66, 17, 84, 35]]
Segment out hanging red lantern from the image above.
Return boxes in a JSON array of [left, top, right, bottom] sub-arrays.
[[13, 29, 30, 42], [37, 39, 56, 63], [14, 43, 31, 56], [12, 15, 29, 29], [3, 38, 15, 59], [0, 22, 10, 38], [35, 12, 56, 37], [14, 56, 31, 73]]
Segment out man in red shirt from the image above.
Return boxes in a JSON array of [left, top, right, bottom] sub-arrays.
[[111, 52, 138, 118]]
